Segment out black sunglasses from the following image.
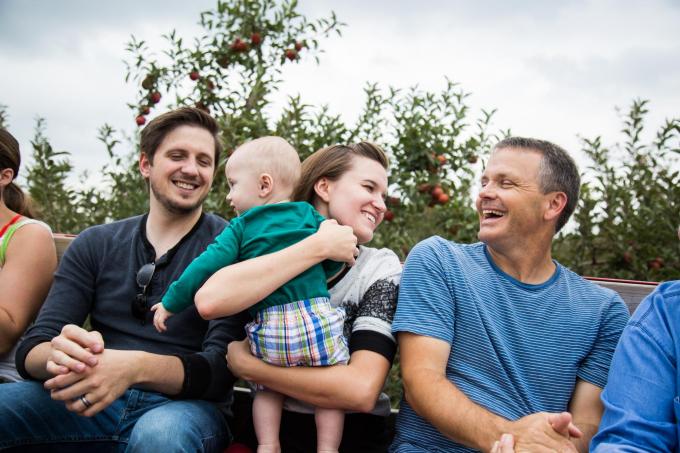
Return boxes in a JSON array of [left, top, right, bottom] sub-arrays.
[[131, 262, 155, 323]]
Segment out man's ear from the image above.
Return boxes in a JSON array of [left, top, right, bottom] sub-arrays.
[[544, 191, 568, 224], [139, 152, 151, 179], [259, 173, 274, 197], [313, 177, 332, 203]]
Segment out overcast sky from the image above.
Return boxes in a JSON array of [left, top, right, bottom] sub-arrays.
[[1, 0, 678, 186]]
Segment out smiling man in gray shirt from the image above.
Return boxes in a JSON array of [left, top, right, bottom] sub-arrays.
[[0, 107, 247, 453]]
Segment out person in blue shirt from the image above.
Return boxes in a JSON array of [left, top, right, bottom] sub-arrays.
[[391, 137, 630, 452], [591, 279, 680, 452]]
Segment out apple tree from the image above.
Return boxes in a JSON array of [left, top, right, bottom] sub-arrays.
[[117, 0, 499, 255], [553, 99, 680, 281]]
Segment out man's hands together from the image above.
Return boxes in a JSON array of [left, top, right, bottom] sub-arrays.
[[493, 412, 582, 453], [45, 324, 103, 375], [42, 324, 138, 417]]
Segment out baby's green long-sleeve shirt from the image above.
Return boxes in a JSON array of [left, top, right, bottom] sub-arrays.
[[162, 202, 343, 317]]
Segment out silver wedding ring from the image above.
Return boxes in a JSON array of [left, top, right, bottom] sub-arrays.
[[79, 395, 92, 408]]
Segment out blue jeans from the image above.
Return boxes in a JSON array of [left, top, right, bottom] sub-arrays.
[[0, 381, 231, 452]]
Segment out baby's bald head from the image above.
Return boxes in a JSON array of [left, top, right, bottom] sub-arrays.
[[226, 136, 301, 199]]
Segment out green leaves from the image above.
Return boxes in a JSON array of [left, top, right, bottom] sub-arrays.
[[555, 99, 680, 281], [0, 104, 8, 129], [124, 0, 344, 138], [119, 0, 347, 217], [21, 119, 148, 233], [25, 119, 79, 233], [367, 81, 498, 258]]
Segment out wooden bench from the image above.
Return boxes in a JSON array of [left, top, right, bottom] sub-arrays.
[[53, 233, 76, 263], [585, 276, 657, 314]]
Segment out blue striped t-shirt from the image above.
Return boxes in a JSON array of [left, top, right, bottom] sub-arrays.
[[390, 237, 629, 452]]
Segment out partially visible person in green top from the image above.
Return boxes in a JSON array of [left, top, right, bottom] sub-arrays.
[[152, 136, 355, 453], [0, 128, 56, 383]]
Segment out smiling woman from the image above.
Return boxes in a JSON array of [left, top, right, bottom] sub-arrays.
[[0, 128, 56, 383], [196, 142, 403, 452]]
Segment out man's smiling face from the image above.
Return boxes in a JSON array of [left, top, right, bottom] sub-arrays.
[[140, 124, 216, 215], [476, 147, 549, 251]]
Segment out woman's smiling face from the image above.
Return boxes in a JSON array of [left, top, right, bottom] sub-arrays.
[[314, 155, 388, 244]]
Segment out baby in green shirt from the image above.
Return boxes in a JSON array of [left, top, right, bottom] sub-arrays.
[[152, 136, 349, 453]]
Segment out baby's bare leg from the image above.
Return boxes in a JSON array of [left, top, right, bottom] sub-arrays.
[[315, 407, 344, 453], [253, 390, 285, 453]]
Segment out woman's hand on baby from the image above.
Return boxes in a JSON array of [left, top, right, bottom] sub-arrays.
[[150, 303, 172, 333], [226, 338, 258, 380], [316, 219, 358, 265]]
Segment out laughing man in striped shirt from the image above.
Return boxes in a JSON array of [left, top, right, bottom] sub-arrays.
[[391, 137, 629, 453]]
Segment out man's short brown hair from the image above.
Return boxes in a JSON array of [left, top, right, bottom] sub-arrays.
[[140, 107, 222, 169]]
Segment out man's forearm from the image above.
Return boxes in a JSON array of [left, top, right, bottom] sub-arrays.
[[234, 345, 389, 412], [27, 341, 184, 395], [406, 371, 581, 452], [572, 422, 598, 453], [24, 341, 52, 380], [399, 333, 510, 450], [404, 368, 508, 450], [131, 351, 184, 395], [568, 379, 605, 452]]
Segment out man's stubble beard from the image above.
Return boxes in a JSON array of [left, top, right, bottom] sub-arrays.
[[149, 180, 208, 216]]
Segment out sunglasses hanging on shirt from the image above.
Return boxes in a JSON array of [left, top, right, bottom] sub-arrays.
[[131, 262, 155, 323]]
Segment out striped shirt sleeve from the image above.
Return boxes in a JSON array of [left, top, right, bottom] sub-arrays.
[[392, 238, 456, 344]]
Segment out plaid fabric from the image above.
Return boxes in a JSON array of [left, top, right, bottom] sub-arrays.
[[246, 297, 349, 368]]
